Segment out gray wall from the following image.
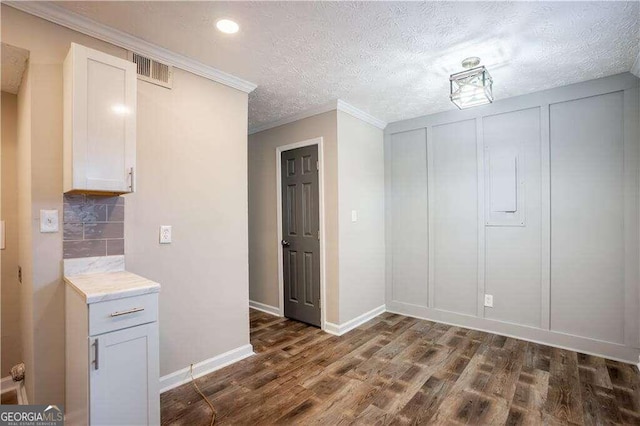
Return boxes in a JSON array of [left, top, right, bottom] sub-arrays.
[[337, 111, 385, 324], [387, 129, 428, 306], [431, 119, 478, 316], [385, 73, 640, 362]]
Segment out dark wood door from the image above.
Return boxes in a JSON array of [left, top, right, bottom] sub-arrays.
[[281, 145, 321, 327]]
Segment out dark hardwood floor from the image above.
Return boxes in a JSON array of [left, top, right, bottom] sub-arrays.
[[161, 309, 640, 425]]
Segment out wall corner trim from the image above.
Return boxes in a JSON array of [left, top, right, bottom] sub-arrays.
[[631, 51, 640, 78], [249, 99, 386, 135], [159, 344, 254, 393], [249, 300, 281, 317], [324, 305, 386, 336], [336, 100, 387, 130], [5, 1, 257, 94]]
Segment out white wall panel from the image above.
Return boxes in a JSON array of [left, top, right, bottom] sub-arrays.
[[432, 120, 478, 316]]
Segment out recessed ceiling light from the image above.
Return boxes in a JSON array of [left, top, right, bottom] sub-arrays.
[[216, 19, 239, 34]]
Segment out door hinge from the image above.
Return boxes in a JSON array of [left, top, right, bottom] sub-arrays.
[[316, 161, 319, 171], [318, 298, 321, 308]]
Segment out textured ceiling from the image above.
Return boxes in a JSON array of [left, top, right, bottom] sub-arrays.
[[1, 43, 29, 94], [55, 1, 640, 129]]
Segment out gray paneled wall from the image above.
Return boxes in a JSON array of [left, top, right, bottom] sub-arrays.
[[431, 119, 478, 316], [484, 108, 544, 328], [389, 129, 428, 306], [384, 73, 640, 362], [550, 91, 627, 344]]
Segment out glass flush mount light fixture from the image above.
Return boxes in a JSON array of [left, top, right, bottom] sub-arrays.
[[450, 57, 493, 109]]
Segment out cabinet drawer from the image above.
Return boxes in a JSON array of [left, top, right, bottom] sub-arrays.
[[89, 293, 158, 336]]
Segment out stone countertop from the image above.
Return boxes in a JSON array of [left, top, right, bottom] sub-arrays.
[[64, 270, 160, 304]]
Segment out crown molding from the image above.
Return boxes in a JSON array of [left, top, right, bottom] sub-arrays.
[[336, 100, 387, 129], [5, 1, 257, 93], [248, 101, 338, 135], [249, 99, 386, 135], [632, 50, 640, 78]]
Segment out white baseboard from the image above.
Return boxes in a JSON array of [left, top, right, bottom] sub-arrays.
[[324, 305, 386, 336], [1, 376, 27, 404], [159, 344, 254, 393], [249, 300, 281, 316]]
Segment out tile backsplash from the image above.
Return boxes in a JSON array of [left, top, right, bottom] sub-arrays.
[[63, 194, 125, 259]]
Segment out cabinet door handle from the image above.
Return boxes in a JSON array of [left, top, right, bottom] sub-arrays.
[[93, 339, 99, 370], [110, 307, 144, 317], [128, 167, 135, 192]]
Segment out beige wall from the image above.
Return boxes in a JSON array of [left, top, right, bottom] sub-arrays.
[[336, 111, 385, 323], [248, 111, 386, 326], [16, 62, 35, 402], [2, 5, 250, 399], [126, 68, 250, 376], [1, 91, 23, 375], [248, 112, 339, 323]]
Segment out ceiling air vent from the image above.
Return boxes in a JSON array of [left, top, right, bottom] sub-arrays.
[[128, 52, 173, 89]]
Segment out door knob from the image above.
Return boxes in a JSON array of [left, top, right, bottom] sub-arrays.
[[281, 240, 290, 247]]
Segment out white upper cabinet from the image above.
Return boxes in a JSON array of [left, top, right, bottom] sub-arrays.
[[64, 43, 136, 194]]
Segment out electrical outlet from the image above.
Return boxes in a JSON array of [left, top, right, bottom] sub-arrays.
[[159, 225, 172, 244], [484, 294, 494, 308], [351, 210, 358, 222]]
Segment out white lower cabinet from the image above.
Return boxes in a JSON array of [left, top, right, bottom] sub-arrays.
[[90, 324, 159, 425], [66, 285, 160, 426]]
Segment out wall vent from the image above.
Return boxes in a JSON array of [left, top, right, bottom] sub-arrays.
[[128, 51, 173, 89]]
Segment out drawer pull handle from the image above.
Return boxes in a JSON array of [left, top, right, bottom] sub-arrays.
[[110, 307, 145, 317], [93, 339, 99, 370]]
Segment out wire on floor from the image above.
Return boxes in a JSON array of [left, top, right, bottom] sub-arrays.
[[190, 363, 216, 426]]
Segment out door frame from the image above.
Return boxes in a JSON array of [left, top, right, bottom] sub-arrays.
[[276, 137, 326, 330]]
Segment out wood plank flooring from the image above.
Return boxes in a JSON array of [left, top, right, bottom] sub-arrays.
[[161, 310, 640, 425]]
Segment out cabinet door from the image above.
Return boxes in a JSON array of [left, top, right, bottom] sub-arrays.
[[90, 323, 159, 425], [68, 43, 136, 193]]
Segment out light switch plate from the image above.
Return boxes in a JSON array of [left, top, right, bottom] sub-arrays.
[[159, 225, 172, 244], [484, 294, 494, 308], [351, 210, 358, 222], [40, 210, 59, 233]]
